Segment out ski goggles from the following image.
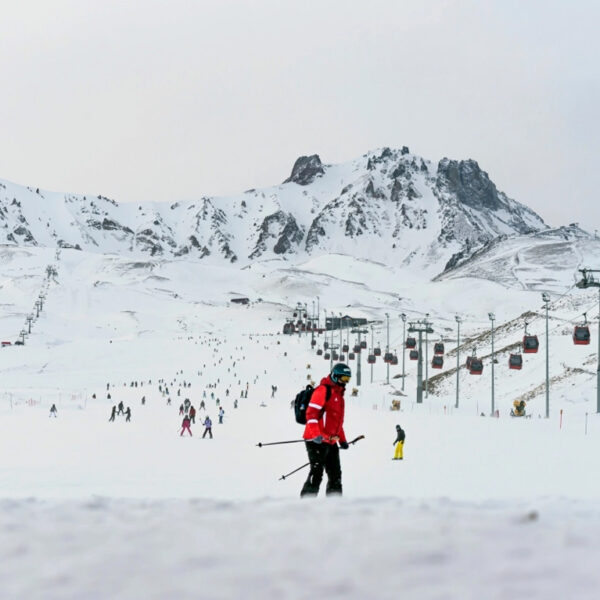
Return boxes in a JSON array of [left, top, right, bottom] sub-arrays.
[[338, 374, 351, 383]]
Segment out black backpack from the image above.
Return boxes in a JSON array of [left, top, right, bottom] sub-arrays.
[[294, 384, 332, 425]]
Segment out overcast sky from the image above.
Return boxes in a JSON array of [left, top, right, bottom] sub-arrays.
[[1, 0, 598, 231]]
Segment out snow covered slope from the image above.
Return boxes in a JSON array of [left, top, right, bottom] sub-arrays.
[[1, 242, 599, 599], [0, 147, 546, 277]]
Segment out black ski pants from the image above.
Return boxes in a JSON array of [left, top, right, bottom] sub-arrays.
[[300, 441, 342, 497]]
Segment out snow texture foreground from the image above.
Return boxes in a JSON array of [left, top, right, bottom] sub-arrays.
[[1, 497, 599, 600]]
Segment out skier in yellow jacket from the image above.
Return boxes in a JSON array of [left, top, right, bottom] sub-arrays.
[[393, 424, 405, 460]]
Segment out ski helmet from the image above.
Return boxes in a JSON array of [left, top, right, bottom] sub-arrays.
[[331, 363, 352, 385]]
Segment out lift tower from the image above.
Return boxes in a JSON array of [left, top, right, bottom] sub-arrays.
[[408, 320, 434, 404]]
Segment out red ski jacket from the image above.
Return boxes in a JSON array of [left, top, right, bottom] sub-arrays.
[[303, 375, 347, 445]]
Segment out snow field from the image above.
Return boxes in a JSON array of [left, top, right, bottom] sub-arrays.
[[1, 245, 600, 598]]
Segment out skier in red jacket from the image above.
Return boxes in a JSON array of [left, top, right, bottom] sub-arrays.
[[301, 363, 351, 497], [180, 414, 192, 436]]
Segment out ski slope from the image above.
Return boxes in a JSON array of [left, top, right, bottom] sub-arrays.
[[1, 245, 599, 599]]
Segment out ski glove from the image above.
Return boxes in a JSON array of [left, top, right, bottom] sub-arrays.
[[339, 441, 349, 450], [311, 435, 323, 444]]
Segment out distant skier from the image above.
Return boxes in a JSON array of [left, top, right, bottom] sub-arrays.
[[234, 399, 238, 409], [109, 406, 116, 422], [179, 403, 185, 416], [199, 399, 205, 411], [125, 407, 132, 422], [49, 404, 57, 418], [393, 425, 405, 460], [167, 397, 172, 405], [180, 414, 192, 436], [117, 401, 124, 415], [141, 396, 146, 405], [184, 398, 191, 412], [189, 405, 196, 424], [218, 407, 225, 424], [202, 416, 213, 439]]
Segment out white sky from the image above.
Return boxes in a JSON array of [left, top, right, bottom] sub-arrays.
[[0, 0, 598, 231]]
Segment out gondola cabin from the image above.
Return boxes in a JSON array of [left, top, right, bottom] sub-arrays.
[[406, 337, 417, 349], [409, 350, 418, 361], [433, 342, 444, 355], [573, 326, 591, 345], [469, 358, 483, 375], [367, 354, 376, 364], [324, 352, 330, 360], [522, 335, 539, 353], [316, 349, 323, 356], [374, 347, 381, 356], [311, 339, 316, 347], [383, 352, 393, 363], [348, 352, 356, 360], [431, 356, 443, 369], [353, 344, 361, 353], [342, 344, 349, 353], [339, 354, 345, 361], [360, 340, 367, 349], [509, 354, 523, 370], [332, 352, 339, 360], [391, 355, 398, 366]]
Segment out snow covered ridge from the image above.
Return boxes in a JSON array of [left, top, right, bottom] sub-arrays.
[[0, 148, 548, 274]]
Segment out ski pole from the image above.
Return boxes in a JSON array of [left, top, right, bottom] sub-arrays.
[[279, 462, 310, 481], [348, 435, 365, 445], [256, 439, 307, 448], [278, 436, 365, 481]]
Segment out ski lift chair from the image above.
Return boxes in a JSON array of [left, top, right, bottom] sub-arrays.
[[509, 353, 523, 370], [469, 358, 483, 375], [573, 318, 591, 345], [523, 335, 539, 353], [431, 356, 443, 369]]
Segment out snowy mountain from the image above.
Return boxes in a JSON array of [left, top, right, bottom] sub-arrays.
[[0, 147, 547, 277]]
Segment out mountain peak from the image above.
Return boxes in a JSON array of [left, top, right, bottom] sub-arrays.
[[283, 154, 324, 186]]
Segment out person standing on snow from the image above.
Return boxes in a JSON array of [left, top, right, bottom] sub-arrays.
[[49, 404, 58, 418], [125, 407, 132, 422], [300, 363, 351, 498], [180, 414, 192, 436], [218, 407, 225, 424], [109, 406, 117, 422], [189, 405, 196, 424], [179, 403, 184, 416], [393, 424, 405, 460], [117, 401, 124, 415], [202, 416, 213, 439]]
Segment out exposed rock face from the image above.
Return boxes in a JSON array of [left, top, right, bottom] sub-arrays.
[[283, 155, 325, 186], [436, 159, 501, 211], [250, 211, 303, 258]]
